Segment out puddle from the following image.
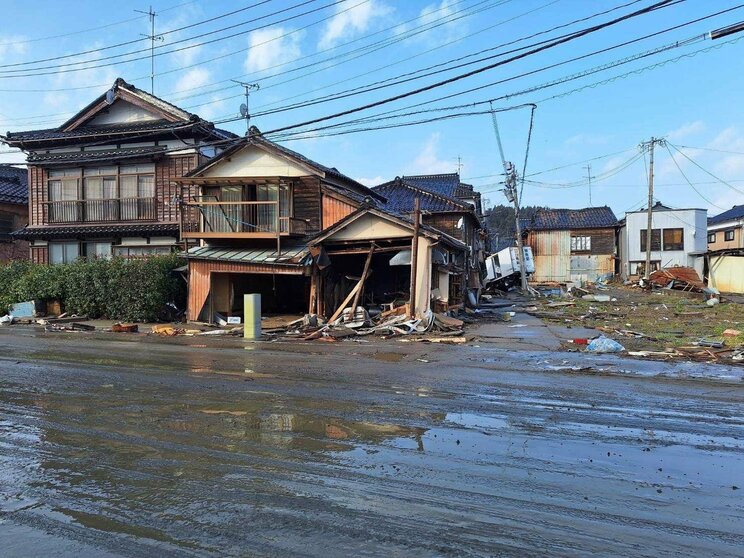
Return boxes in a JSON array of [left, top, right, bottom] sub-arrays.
[[445, 412, 508, 430]]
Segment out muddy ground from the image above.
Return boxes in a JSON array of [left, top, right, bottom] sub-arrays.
[[0, 322, 743, 557]]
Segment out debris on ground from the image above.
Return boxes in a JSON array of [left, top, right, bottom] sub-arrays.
[[112, 323, 139, 333], [649, 267, 705, 292], [586, 336, 625, 353]]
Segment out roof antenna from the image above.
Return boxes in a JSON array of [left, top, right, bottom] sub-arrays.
[[232, 80, 260, 136], [455, 155, 463, 175], [135, 6, 164, 94]]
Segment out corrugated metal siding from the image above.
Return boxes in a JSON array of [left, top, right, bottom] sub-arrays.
[[709, 255, 744, 294], [322, 194, 357, 228], [529, 230, 570, 282], [187, 258, 306, 321], [569, 255, 614, 283]]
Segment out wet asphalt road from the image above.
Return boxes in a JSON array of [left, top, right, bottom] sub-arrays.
[[0, 328, 743, 557]]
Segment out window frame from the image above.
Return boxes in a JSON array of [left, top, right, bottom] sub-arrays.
[[724, 229, 735, 242], [570, 235, 591, 253], [708, 232, 716, 244], [662, 228, 684, 251], [640, 228, 661, 252]]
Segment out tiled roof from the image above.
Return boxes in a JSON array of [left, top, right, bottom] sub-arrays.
[[400, 173, 460, 197], [528, 206, 618, 231], [373, 178, 470, 213], [28, 145, 167, 165], [6, 120, 195, 143], [11, 222, 178, 239], [0, 164, 28, 205], [709, 204, 744, 225]]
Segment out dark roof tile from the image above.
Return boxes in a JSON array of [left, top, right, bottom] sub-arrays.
[[529, 206, 618, 230], [11, 222, 178, 240], [28, 145, 167, 165], [709, 204, 744, 225], [0, 164, 28, 204]]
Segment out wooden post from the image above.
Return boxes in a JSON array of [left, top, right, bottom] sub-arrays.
[[275, 200, 281, 255], [351, 243, 375, 311], [408, 197, 421, 319], [308, 265, 318, 315]]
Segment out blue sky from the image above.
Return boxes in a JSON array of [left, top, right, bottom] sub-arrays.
[[1, 0, 743, 218]]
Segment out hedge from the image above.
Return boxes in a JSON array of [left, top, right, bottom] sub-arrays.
[[0, 254, 186, 322]]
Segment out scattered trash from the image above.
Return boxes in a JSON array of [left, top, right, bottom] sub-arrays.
[[152, 325, 184, 336], [706, 298, 720, 307], [582, 295, 611, 302], [649, 267, 705, 292], [694, 338, 725, 349], [586, 336, 625, 353], [112, 323, 138, 333], [723, 329, 742, 337], [0, 314, 14, 325], [9, 300, 41, 318]]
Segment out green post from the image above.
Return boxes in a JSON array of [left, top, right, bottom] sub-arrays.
[[244, 293, 261, 339]]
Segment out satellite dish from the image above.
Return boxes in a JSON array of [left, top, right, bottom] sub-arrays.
[[239, 103, 248, 117], [105, 88, 115, 105]]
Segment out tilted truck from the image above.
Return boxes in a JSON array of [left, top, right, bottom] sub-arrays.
[[484, 246, 535, 290]]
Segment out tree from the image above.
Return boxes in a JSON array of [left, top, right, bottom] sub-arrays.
[[484, 204, 546, 251]]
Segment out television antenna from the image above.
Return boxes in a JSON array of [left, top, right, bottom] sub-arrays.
[[135, 6, 164, 94], [232, 80, 260, 135]]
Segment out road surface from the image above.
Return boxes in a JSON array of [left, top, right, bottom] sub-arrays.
[[0, 327, 742, 557]]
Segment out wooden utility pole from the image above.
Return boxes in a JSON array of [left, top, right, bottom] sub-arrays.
[[641, 137, 665, 280], [408, 197, 421, 318]]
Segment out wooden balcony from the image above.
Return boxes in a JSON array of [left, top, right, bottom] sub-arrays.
[[180, 200, 307, 239], [43, 198, 158, 224]]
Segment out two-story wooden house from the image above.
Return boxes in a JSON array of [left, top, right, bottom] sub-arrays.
[[178, 129, 467, 322], [372, 174, 485, 307], [3, 78, 234, 262]]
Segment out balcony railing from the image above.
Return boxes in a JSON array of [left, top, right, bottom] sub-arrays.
[[181, 200, 305, 239], [44, 198, 157, 224]]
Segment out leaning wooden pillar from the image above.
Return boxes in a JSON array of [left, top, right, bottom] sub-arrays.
[[308, 265, 318, 315], [408, 197, 421, 318]]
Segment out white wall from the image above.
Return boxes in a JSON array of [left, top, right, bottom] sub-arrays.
[[203, 144, 316, 178], [623, 208, 707, 273], [89, 100, 159, 125]]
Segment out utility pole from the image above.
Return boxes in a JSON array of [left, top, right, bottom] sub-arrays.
[[639, 137, 666, 281], [408, 197, 421, 319], [584, 164, 594, 206], [502, 162, 529, 293], [232, 80, 260, 135], [489, 106, 529, 294], [135, 6, 163, 94]]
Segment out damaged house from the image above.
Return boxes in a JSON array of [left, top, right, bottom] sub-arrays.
[[524, 206, 618, 283], [2, 78, 234, 262], [178, 129, 468, 323], [373, 174, 485, 308]]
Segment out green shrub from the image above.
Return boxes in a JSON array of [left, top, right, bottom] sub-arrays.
[[0, 255, 186, 322]]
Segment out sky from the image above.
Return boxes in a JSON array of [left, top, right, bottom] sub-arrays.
[[1, 0, 744, 219]]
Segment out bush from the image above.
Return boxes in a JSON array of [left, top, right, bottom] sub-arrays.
[[0, 254, 186, 322]]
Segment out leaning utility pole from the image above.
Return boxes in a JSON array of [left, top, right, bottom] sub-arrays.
[[135, 6, 163, 94], [640, 137, 666, 281], [502, 162, 529, 293]]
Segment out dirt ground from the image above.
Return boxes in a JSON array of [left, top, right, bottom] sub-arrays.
[[0, 321, 742, 557], [531, 285, 744, 360]]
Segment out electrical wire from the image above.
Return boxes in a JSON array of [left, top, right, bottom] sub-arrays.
[[667, 141, 744, 195], [664, 143, 726, 209]]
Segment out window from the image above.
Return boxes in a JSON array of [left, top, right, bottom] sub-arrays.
[[640, 229, 661, 252], [725, 229, 735, 242], [112, 245, 172, 258], [47, 164, 156, 223], [571, 236, 591, 252], [0, 211, 14, 241], [663, 228, 684, 251], [49, 241, 80, 264], [708, 232, 716, 244], [85, 241, 112, 261]]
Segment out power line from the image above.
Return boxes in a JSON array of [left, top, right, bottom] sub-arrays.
[[247, 0, 681, 136], [667, 141, 744, 196], [0, 1, 196, 47], [0, 0, 344, 78], [663, 143, 726, 209]]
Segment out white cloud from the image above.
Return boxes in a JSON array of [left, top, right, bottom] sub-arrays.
[[174, 68, 211, 96], [356, 175, 384, 186], [318, 1, 392, 49], [564, 133, 611, 148], [396, 0, 466, 46], [0, 36, 27, 61], [407, 132, 455, 174], [667, 120, 705, 142], [245, 27, 303, 73]]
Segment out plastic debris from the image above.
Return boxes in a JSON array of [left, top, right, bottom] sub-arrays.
[[586, 336, 625, 353]]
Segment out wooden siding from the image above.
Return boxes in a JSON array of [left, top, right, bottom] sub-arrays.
[[423, 213, 465, 242], [156, 155, 199, 222], [28, 166, 47, 226], [187, 258, 305, 321], [30, 245, 48, 264], [293, 177, 322, 234], [322, 194, 357, 229], [569, 228, 615, 255]]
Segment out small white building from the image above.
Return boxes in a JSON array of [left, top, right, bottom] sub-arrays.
[[618, 202, 707, 279]]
